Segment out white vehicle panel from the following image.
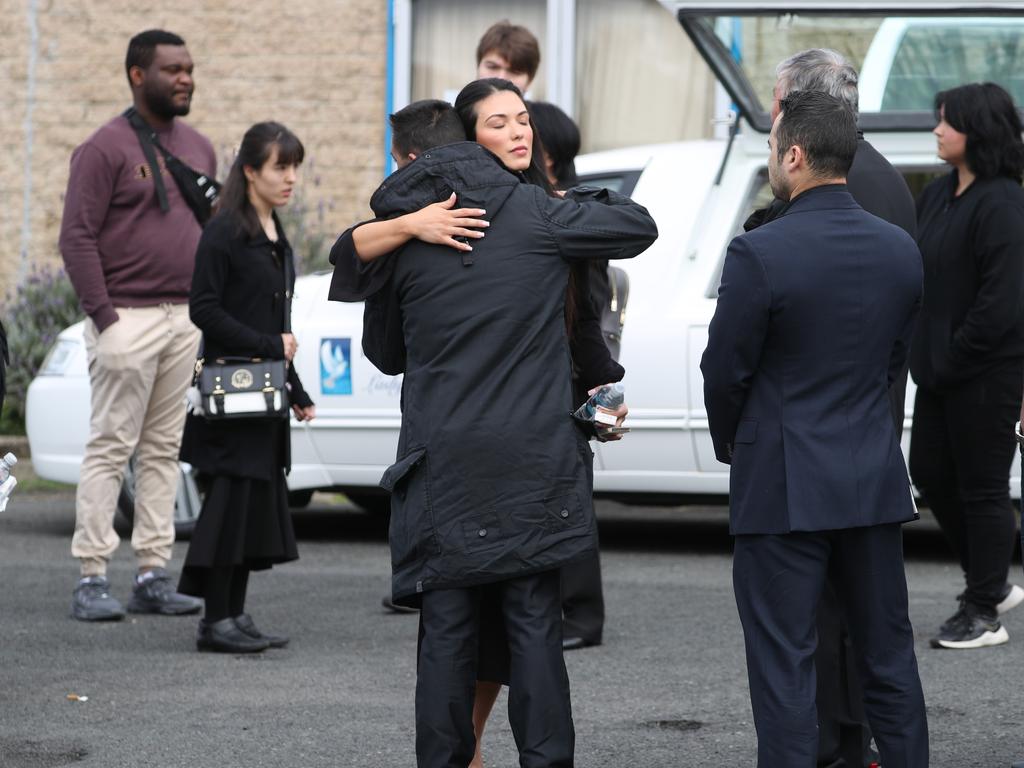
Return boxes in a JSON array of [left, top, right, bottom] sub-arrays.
[[26, 5, 1024, 501]]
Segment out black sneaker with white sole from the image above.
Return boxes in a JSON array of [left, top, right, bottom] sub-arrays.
[[997, 583, 1024, 615], [71, 576, 126, 621], [933, 606, 1009, 650], [126, 568, 202, 615]]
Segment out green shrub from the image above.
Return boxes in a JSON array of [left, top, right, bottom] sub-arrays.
[[1, 265, 84, 431]]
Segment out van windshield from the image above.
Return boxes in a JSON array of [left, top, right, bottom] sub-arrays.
[[695, 12, 1024, 122], [879, 21, 1024, 111]]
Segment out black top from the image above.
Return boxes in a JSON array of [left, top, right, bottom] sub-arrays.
[[911, 170, 1024, 390], [180, 211, 313, 479], [331, 142, 658, 604]]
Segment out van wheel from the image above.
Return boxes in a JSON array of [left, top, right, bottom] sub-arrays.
[[115, 459, 203, 541], [343, 489, 391, 517], [287, 489, 314, 508]]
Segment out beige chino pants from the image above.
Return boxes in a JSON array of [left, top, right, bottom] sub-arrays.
[[71, 304, 200, 576]]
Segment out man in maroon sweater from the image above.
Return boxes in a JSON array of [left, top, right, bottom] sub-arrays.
[[60, 30, 216, 621]]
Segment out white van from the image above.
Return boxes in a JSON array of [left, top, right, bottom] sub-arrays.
[[26, 1, 1024, 531]]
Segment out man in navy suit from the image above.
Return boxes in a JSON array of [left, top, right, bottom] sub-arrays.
[[701, 90, 929, 767]]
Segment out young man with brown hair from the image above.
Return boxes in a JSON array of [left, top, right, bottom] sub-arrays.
[[475, 20, 540, 95]]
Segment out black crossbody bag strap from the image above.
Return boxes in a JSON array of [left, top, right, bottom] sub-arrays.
[[123, 107, 220, 225], [123, 107, 170, 212], [282, 238, 293, 334]]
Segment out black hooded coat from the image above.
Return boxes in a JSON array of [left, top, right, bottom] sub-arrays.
[[336, 142, 658, 605]]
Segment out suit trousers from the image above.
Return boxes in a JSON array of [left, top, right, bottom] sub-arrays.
[[815, 580, 872, 768], [416, 569, 574, 768], [815, 369, 909, 768], [733, 524, 928, 768], [560, 551, 604, 644], [72, 305, 200, 576], [908, 364, 1023, 612]]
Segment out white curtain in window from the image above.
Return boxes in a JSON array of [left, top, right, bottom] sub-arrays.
[[575, 0, 716, 152], [411, 0, 548, 104]]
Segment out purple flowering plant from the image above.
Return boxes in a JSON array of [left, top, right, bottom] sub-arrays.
[[0, 264, 83, 430]]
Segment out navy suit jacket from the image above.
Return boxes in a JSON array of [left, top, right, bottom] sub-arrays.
[[700, 185, 922, 535]]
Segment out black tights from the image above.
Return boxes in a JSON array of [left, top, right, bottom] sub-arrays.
[[203, 567, 250, 622]]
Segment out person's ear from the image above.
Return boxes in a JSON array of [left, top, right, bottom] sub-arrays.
[[243, 165, 256, 183], [407, 152, 418, 162], [128, 65, 145, 89], [787, 144, 803, 170]]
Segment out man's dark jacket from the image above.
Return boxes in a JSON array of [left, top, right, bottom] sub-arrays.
[[333, 142, 658, 605], [744, 137, 917, 433], [702, 186, 921, 534]]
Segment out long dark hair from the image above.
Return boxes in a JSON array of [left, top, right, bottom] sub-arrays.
[[219, 121, 305, 239], [936, 82, 1024, 182], [454, 79, 580, 333], [527, 101, 581, 188]]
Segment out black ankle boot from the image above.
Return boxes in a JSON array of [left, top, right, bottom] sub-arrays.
[[196, 617, 269, 653], [233, 613, 289, 648]]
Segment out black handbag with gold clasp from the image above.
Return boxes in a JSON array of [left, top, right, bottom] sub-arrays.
[[191, 232, 294, 421], [197, 357, 289, 419]]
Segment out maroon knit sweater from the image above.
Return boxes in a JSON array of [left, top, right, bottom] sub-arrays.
[[59, 113, 216, 331]]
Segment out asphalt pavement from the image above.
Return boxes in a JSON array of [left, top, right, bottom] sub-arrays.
[[1, 491, 1021, 768]]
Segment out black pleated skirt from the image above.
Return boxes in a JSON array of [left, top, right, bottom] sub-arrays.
[[178, 469, 298, 597]]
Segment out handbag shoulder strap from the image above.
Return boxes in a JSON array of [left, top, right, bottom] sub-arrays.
[[123, 107, 170, 213], [277, 220, 293, 334]]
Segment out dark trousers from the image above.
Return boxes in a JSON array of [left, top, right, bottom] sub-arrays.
[[733, 525, 929, 768], [560, 552, 604, 644], [815, 582, 873, 768], [815, 369, 910, 767], [416, 570, 574, 768], [909, 364, 1022, 612]]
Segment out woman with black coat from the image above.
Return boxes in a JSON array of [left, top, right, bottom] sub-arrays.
[[910, 83, 1024, 650], [178, 122, 315, 654]]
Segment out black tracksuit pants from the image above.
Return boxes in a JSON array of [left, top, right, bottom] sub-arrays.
[[415, 569, 574, 768], [560, 552, 604, 644], [909, 363, 1022, 613]]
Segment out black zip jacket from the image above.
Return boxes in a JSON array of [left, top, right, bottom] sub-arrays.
[[911, 170, 1024, 390], [330, 142, 657, 605]]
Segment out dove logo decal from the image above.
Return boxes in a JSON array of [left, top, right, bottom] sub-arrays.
[[319, 338, 352, 395]]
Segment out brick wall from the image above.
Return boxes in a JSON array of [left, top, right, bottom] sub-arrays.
[[2, 0, 389, 292]]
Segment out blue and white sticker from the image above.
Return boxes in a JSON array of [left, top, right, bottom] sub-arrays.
[[319, 338, 352, 395]]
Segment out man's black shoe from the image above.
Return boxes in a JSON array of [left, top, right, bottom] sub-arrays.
[[234, 613, 289, 648], [196, 618, 269, 653], [71, 576, 126, 622], [381, 594, 419, 614], [126, 568, 202, 615], [562, 636, 600, 651]]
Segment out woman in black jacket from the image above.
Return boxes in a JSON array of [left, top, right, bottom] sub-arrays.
[[178, 122, 315, 654], [910, 83, 1024, 650]]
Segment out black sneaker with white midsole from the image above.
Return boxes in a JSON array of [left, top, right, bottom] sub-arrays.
[[997, 583, 1024, 615], [71, 576, 126, 621], [933, 607, 1009, 650], [126, 568, 202, 615]]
